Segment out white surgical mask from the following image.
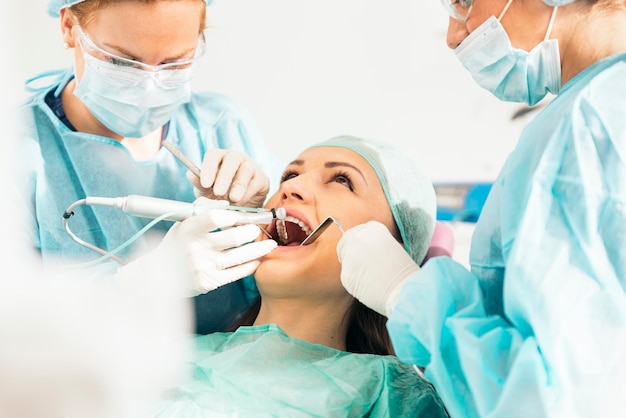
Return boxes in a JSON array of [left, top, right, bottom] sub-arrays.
[[74, 53, 193, 138], [454, 2, 561, 106]]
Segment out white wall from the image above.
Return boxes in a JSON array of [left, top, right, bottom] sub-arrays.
[[21, 0, 539, 263], [23, 0, 532, 180]]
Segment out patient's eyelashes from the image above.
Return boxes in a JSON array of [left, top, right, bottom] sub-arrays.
[[279, 162, 357, 193], [280, 169, 299, 183], [329, 171, 354, 191]]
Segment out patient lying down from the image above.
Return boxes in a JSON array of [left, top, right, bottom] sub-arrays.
[[152, 136, 448, 417]]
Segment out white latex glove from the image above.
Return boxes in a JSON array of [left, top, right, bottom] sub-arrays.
[[115, 198, 277, 297], [187, 149, 270, 208], [337, 221, 420, 317]]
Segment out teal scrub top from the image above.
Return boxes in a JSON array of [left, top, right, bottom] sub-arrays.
[[387, 53, 626, 418]]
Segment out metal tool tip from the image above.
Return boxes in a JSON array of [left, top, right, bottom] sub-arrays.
[[273, 207, 287, 220]]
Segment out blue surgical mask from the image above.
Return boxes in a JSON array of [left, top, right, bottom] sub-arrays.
[[454, 5, 561, 106], [73, 52, 193, 138]]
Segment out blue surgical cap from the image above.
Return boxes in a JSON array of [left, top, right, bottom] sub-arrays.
[[309, 135, 437, 265], [47, 0, 212, 18]]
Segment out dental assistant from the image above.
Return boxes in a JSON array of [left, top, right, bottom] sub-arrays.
[[18, 0, 283, 333], [337, 0, 626, 416]]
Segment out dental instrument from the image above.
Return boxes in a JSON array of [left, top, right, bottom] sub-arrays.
[[161, 139, 202, 178], [62, 195, 286, 265], [300, 216, 344, 246], [70, 195, 286, 223]]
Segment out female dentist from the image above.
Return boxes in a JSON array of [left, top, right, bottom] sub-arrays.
[[18, 0, 282, 333], [337, 0, 626, 416]]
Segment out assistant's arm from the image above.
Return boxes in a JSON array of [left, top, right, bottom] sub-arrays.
[[388, 122, 626, 417], [339, 158, 626, 418]]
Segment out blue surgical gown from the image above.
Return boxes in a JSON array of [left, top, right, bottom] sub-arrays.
[[388, 52, 626, 418], [151, 324, 448, 417], [17, 69, 285, 333]]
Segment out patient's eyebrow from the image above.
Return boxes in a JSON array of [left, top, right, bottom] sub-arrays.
[[325, 161, 367, 185]]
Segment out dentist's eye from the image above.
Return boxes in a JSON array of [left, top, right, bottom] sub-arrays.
[[107, 56, 135, 67]]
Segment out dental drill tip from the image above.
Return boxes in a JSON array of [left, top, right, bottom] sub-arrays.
[[274, 207, 287, 220]]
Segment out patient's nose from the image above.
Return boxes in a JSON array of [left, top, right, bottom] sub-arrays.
[[280, 177, 314, 202]]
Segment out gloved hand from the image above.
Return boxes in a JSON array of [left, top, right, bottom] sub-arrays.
[[187, 149, 270, 208], [337, 221, 420, 317], [115, 197, 277, 297]]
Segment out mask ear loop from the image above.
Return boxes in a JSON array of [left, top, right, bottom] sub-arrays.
[[497, 0, 514, 21], [544, 6, 559, 41], [497, 1, 558, 42]]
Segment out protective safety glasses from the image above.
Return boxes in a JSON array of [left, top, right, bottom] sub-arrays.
[[440, 0, 473, 22], [74, 24, 206, 72]]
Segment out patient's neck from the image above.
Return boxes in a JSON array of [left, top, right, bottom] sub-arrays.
[[253, 297, 353, 351]]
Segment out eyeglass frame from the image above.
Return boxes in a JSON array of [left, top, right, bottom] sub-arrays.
[[73, 23, 206, 72], [440, 0, 474, 22]]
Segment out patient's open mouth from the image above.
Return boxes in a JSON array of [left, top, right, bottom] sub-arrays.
[[271, 216, 312, 246]]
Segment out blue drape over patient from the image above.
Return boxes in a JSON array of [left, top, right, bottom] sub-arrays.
[[152, 324, 448, 417]]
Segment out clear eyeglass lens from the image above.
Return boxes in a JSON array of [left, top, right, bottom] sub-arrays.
[[74, 24, 205, 72], [440, 0, 473, 22]]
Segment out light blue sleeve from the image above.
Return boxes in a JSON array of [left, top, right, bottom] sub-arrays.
[[388, 74, 626, 417], [388, 258, 536, 418], [390, 244, 626, 417]]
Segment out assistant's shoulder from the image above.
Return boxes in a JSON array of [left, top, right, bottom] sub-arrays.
[[19, 87, 47, 117], [570, 58, 626, 144], [177, 90, 269, 152], [572, 54, 626, 110], [16, 88, 57, 147], [17, 70, 69, 140], [185, 90, 256, 121]]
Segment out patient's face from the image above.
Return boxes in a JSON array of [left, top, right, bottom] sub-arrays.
[[255, 146, 395, 302]]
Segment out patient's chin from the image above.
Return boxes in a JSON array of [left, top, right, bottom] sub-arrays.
[[254, 259, 301, 286], [254, 260, 283, 283]]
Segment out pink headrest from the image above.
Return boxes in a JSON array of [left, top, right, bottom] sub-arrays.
[[422, 221, 455, 265]]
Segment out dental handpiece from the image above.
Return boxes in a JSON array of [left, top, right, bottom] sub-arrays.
[[84, 195, 286, 224]]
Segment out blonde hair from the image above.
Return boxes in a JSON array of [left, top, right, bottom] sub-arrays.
[[70, 0, 206, 31]]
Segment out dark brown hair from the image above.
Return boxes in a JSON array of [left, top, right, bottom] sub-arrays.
[[345, 301, 394, 355], [228, 298, 394, 356]]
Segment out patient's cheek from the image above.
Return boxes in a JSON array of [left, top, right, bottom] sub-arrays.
[[254, 257, 286, 282], [253, 262, 269, 282]]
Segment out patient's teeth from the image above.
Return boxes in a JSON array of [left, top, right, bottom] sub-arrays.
[[277, 219, 288, 242], [275, 216, 313, 245], [283, 216, 312, 235]]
